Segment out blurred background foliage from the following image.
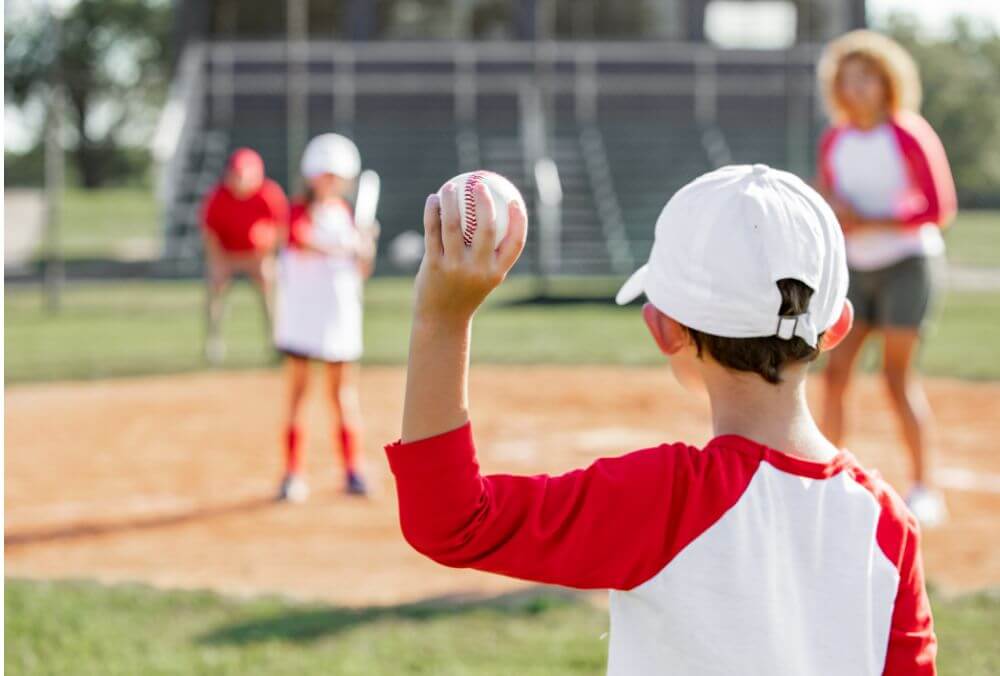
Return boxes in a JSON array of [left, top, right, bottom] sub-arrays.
[[887, 16, 1000, 208], [4, 0, 171, 189]]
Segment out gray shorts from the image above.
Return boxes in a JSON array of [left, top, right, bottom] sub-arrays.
[[847, 255, 939, 330]]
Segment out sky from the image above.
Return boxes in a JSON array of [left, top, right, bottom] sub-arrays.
[[869, 0, 1000, 34]]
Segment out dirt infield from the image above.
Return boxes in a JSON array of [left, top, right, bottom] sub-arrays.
[[6, 366, 1000, 604]]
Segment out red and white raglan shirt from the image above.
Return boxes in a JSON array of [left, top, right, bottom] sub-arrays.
[[387, 424, 936, 675], [818, 111, 956, 271]]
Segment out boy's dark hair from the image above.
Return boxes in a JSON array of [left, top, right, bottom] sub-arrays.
[[687, 279, 821, 384]]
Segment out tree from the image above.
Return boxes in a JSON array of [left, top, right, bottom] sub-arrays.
[[5, 0, 172, 189], [886, 16, 1000, 207]]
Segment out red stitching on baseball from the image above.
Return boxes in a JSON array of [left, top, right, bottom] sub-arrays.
[[463, 172, 484, 246]]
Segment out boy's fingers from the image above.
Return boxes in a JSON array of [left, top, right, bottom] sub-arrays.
[[439, 183, 465, 258], [496, 200, 527, 273], [423, 194, 442, 260], [471, 182, 497, 263]]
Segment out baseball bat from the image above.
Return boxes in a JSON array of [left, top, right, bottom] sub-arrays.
[[355, 169, 381, 238]]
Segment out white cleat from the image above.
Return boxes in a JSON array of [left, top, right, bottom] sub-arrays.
[[278, 474, 309, 503], [906, 485, 948, 528], [205, 336, 227, 365]]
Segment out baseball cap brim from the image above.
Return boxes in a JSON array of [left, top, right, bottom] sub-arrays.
[[615, 264, 648, 305]]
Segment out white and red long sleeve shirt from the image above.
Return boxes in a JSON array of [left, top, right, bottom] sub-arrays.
[[818, 111, 956, 271], [386, 423, 936, 675]]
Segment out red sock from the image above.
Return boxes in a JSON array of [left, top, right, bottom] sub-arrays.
[[285, 426, 302, 475], [338, 424, 361, 474]]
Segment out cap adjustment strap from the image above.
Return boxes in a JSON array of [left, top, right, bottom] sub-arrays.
[[775, 313, 818, 346], [776, 315, 798, 340], [777, 313, 809, 341]]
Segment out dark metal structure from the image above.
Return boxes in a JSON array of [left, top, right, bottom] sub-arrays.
[[157, 1, 865, 276], [173, 1, 866, 51]]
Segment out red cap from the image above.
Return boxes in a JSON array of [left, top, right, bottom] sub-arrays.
[[227, 148, 264, 174]]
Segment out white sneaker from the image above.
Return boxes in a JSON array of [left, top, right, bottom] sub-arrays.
[[906, 485, 948, 528], [205, 336, 226, 365], [278, 474, 309, 503]]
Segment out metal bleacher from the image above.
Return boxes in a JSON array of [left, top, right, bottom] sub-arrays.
[[598, 93, 712, 264], [353, 93, 459, 246], [155, 42, 824, 278]]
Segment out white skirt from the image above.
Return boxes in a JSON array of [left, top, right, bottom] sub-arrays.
[[274, 249, 363, 362]]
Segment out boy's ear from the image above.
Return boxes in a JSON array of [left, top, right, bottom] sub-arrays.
[[642, 303, 688, 355], [820, 300, 854, 352]]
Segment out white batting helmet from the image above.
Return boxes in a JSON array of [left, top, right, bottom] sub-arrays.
[[300, 133, 361, 180]]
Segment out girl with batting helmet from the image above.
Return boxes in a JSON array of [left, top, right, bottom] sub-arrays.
[[273, 134, 377, 502]]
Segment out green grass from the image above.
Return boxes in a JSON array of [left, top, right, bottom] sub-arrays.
[[5, 277, 1000, 383], [29, 188, 160, 261], [919, 289, 1000, 379], [944, 210, 1000, 268], [5, 280, 275, 382], [4, 579, 607, 675], [5, 579, 997, 675], [22, 187, 1000, 268], [1, 277, 657, 382], [931, 588, 1000, 675]]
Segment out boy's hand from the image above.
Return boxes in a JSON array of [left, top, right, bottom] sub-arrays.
[[401, 182, 526, 443], [413, 182, 527, 327]]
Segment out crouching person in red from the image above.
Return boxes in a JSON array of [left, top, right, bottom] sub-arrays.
[[200, 148, 288, 364], [386, 167, 936, 675]]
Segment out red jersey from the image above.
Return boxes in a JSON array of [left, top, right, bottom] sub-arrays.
[[201, 179, 289, 253]]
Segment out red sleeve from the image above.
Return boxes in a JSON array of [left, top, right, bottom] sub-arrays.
[[884, 526, 936, 674], [816, 126, 841, 194], [259, 180, 289, 226], [200, 185, 224, 234], [889, 112, 957, 229], [287, 203, 311, 249], [879, 509, 937, 673], [385, 423, 758, 590], [847, 467, 938, 675]]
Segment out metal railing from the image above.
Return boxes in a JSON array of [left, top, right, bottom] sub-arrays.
[[534, 156, 563, 288], [191, 39, 821, 129], [152, 40, 823, 275], [152, 44, 206, 219], [579, 124, 634, 275]]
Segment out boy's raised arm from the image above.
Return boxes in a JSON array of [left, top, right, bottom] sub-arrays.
[[400, 183, 525, 443], [389, 185, 738, 590]]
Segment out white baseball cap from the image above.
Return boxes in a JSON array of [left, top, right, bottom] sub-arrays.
[[300, 133, 361, 180], [615, 164, 848, 348]]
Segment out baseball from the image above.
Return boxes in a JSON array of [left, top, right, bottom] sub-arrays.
[[437, 171, 526, 248]]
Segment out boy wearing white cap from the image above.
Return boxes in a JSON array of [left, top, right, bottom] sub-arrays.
[[274, 134, 377, 501], [386, 165, 935, 674]]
